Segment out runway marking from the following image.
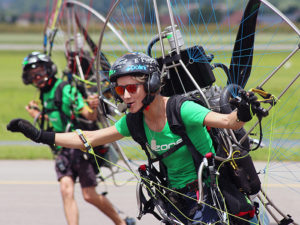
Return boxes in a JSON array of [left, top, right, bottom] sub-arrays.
[[1, 181, 300, 187], [0, 180, 137, 185], [0, 181, 59, 185], [262, 183, 300, 188]]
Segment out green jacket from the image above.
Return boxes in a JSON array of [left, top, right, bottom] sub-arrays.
[[42, 79, 85, 132]]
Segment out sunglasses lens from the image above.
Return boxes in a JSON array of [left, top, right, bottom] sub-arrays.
[[126, 84, 138, 94], [115, 86, 125, 95], [115, 84, 139, 95]]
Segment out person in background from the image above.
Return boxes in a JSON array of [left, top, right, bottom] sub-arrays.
[[19, 51, 132, 225]]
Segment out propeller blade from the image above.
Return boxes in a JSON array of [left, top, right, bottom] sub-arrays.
[[228, 0, 261, 88], [74, 13, 111, 72]]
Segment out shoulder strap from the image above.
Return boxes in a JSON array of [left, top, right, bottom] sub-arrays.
[[54, 81, 69, 108], [39, 91, 46, 130], [54, 81, 70, 127], [126, 111, 170, 185], [39, 81, 69, 130], [126, 112, 155, 165], [126, 112, 147, 150], [126, 111, 184, 161], [166, 95, 189, 135], [166, 95, 204, 170], [166, 94, 206, 134]]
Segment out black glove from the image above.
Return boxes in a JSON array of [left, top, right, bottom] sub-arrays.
[[230, 90, 260, 122], [7, 118, 55, 145]]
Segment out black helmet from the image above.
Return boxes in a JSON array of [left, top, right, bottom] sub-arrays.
[[109, 52, 161, 94], [109, 52, 161, 111], [22, 51, 57, 85]]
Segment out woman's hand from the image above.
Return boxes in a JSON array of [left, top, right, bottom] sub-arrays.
[[204, 90, 264, 130], [7, 118, 55, 145], [230, 90, 261, 122], [7, 118, 41, 141]]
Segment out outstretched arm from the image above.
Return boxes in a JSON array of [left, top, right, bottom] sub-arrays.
[[204, 90, 260, 130], [7, 119, 124, 151], [204, 110, 245, 130], [55, 125, 123, 149]]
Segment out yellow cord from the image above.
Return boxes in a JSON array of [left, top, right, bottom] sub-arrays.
[[50, 0, 63, 29]]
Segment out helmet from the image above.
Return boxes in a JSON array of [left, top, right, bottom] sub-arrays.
[[109, 52, 161, 94], [22, 51, 57, 85]]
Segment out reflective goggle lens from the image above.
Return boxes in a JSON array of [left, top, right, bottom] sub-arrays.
[[114, 84, 141, 95]]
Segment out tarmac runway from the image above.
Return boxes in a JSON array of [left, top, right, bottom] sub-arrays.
[[0, 160, 299, 225]]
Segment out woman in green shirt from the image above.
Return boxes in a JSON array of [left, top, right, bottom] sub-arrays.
[[8, 52, 260, 224]]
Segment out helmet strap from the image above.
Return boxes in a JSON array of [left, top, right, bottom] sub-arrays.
[[139, 93, 155, 113], [41, 77, 57, 92], [47, 78, 53, 86]]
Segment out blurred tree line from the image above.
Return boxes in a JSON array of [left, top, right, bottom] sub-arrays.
[[0, 0, 112, 23], [0, 0, 299, 24]]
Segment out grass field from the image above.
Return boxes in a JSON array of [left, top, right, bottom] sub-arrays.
[[0, 45, 299, 160]]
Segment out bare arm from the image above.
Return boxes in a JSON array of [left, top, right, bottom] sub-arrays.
[[204, 110, 245, 130], [55, 125, 124, 150], [80, 94, 99, 121]]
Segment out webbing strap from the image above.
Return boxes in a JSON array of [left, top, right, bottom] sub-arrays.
[[166, 95, 204, 170], [126, 111, 186, 166], [151, 141, 185, 162], [54, 81, 70, 127]]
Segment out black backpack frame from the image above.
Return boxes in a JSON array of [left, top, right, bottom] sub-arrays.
[[127, 94, 261, 224]]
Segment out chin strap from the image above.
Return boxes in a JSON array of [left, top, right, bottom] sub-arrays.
[[40, 77, 57, 92], [139, 94, 155, 112]]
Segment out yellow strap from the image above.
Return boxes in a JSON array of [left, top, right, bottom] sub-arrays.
[[75, 129, 94, 154], [250, 88, 270, 98]]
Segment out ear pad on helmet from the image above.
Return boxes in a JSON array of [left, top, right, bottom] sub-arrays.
[[51, 63, 57, 76], [22, 71, 31, 85], [144, 71, 161, 94]]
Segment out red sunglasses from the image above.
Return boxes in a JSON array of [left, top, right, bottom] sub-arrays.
[[114, 83, 143, 96]]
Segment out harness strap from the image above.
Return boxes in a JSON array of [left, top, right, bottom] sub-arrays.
[[166, 95, 205, 170], [151, 141, 185, 162], [236, 208, 255, 218], [137, 165, 170, 221], [40, 80, 70, 129], [138, 186, 163, 221], [54, 81, 71, 128], [39, 90, 52, 131]]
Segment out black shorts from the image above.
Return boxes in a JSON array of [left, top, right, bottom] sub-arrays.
[[55, 148, 97, 188]]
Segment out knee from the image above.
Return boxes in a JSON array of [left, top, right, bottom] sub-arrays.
[[61, 187, 73, 200], [83, 193, 93, 203], [82, 187, 98, 204], [60, 178, 74, 199]]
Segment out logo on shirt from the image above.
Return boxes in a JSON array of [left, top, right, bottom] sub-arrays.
[[152, 138, 183, 152]]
